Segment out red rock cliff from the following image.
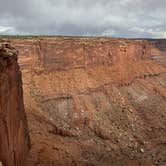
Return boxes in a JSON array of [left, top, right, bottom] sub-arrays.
[[5, 37, 166, 166], [11, 38, 152, 71], [0, 44, 30, 166]]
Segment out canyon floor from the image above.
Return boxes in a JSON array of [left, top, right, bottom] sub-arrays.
[[2, 37, 166, 166]]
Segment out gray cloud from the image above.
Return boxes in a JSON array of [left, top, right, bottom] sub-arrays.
[[0, 0, 166, 38]]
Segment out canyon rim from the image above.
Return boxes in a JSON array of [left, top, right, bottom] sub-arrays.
[[0, 37, 166, 165]]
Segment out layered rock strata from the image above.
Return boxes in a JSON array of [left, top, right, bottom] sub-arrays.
[[3, 37, 166, 166]]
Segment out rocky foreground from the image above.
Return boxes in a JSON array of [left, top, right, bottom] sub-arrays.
[[1, 37, 166, 166]]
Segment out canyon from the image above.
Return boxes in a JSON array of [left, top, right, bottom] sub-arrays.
[[0, 37, 166, 166]]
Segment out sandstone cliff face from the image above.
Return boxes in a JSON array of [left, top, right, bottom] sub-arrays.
[[6, 37, 166, 166], [149, 39, 166, 66], [0, 44, 30, 166], [11, 38, 152, 71]]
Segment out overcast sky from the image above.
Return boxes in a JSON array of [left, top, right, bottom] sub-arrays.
[[0, 0, 166, 38]]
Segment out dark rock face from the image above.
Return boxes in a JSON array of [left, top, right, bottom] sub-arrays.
[[149, 39, 166, 66], [0, 44, 30, 166]]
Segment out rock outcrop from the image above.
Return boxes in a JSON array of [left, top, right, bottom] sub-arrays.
[[0, 43, 30, 166], [11, 38, 152, 72], [3, 37, 166, 166]]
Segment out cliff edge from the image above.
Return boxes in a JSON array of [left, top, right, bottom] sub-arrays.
[[0, 43, 30, 166]]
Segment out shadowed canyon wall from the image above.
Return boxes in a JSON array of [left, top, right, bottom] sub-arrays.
[[0, 44, 30, 166], [2, 37, 166, 166]]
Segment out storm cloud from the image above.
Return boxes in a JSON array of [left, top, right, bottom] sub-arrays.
[[0, 0, 166, 38]]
